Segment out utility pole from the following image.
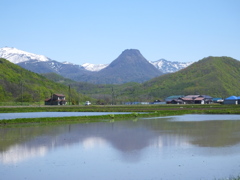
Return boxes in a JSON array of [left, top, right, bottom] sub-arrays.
[[21, 69, 23, 106], [21, 80, 23, 106], [39, 91, 41, 106], [112, 87, 114, 105], [51, 93, 53, 105], [69, 85, 71, 105]]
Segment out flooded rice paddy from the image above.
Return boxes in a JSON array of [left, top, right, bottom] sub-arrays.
[[1, 114, 240, 180], [0, 112, 130, 120]]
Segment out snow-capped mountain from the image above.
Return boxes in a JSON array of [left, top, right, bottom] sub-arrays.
[[0, 47, 50, 63], [0, 47, 193, 74], [82, 63, 108, 71], [0, 47, 87, 74], [150, 59, 193, 73], [0, 47, 107, 72], [0, 47, 194, 84]]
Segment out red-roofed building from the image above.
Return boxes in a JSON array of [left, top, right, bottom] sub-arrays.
[[181, 95, 212, 104]]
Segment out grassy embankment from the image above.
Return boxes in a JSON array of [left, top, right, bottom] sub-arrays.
[[1, 104, 240, 125]]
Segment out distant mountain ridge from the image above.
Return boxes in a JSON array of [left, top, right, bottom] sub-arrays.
[[0, 47, 192, 84], [150, 59, 193, 73], [17, 59, 89, 74]]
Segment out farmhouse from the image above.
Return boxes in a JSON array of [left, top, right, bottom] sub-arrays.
[[45, 94, 66, 105], [180, 95, 213, 104]]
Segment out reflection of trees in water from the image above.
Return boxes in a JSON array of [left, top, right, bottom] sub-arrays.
[[145, 117, 240, 147], [1, 116, 240, 164]]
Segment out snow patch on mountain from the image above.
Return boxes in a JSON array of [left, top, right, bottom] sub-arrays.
[[62, 61, 74, 65], [0, 47, 50, 63], [150, 59, 193, 73], [82, 63, 108, 71]]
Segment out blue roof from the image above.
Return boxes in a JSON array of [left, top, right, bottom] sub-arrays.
[[225, 96, 238, 100], [212, 98, 222, 101]]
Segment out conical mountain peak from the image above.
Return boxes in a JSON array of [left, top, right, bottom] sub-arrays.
[[97, 49, 163, 84], [109, 49, 148, 67], [120, 49, 142, 56]]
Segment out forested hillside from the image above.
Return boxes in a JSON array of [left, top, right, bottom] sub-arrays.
[[0, 58, 82, 103], [140, 56, 240, 99]]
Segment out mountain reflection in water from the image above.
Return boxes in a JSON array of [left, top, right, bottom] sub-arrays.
[[1, 114, 240, 180]]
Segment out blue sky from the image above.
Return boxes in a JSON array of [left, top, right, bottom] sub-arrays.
[[1, 0, 240, 64]]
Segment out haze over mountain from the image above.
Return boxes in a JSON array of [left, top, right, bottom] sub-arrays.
[[0, 47, 192, 84]]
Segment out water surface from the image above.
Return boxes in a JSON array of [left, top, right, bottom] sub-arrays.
[[0, 112, 129, 120], [1, 114, 240, 180]]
